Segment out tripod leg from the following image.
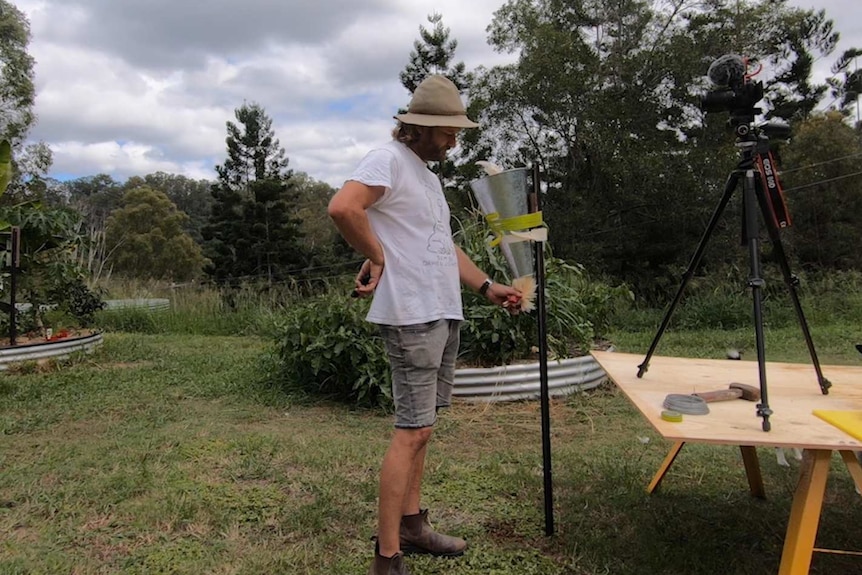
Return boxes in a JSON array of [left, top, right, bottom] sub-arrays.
[[638, 171, 740, 378], [755, 180, 832, 395], [743, 170, 772, 432]]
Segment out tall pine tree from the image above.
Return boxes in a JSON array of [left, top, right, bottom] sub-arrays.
[[203, 103, 306, 284], [399, 13, 474, 211], [400, 13, 470, 93]]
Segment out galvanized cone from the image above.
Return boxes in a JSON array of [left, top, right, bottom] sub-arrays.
[[469, 167, 535, 281]]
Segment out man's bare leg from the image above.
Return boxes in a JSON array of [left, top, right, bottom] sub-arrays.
[[377, 427, 432, 558], [402, 443, 427, 516]]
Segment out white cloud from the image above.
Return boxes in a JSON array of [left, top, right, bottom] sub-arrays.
[[12, 0, 862, 189]]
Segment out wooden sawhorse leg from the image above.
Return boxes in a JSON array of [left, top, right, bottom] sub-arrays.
[[647, 442, 765, 498], [740, 445, 766, 499], [839, 450, 862, 493], [647, 441, 685, 494], [778, 449, 832, 575]]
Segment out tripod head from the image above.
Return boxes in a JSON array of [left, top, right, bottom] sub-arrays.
[[729, 119, 793, 230]]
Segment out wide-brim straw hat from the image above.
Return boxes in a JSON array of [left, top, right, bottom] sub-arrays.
[[395, 75, 479, 129]]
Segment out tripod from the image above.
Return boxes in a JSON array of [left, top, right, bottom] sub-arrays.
[[636, 126, 831, 432]]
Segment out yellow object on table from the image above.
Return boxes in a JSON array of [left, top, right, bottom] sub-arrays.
[[812, 410, 862, 442]]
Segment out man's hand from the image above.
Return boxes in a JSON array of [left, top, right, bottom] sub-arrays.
[[485, 282, 522, 315], [351, 259, 384, 298]]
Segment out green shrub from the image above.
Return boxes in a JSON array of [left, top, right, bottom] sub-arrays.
[[459, 257, 629, 366], [272, 293, 392, 408], [269, 213, 634, 406], [457, 212, 633, 365], [47, 276, 106, 326], [459, 298, 534, 367]]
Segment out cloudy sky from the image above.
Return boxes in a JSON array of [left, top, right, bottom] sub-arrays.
[[14, 0, 862, 189]]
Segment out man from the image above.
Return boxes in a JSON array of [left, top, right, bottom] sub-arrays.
[[327, 75, 521, 575]]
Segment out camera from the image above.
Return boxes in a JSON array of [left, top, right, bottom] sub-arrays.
[[701, 81, 764, 115], [700, 54, 764, 128]]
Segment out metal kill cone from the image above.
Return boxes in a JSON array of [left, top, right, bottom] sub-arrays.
[[469, 167, 535, 279]]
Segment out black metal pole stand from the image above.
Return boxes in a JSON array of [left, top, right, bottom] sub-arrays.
[[9, 226, 20, 346], [531, 164, 554, 536], [636, 133, 830, 431]]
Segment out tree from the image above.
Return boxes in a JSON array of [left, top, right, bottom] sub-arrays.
[[827, 48, 862, 125], [400, 13, 470, 93], [123, 172, 214, 244], [781, 112, 862, 270], [478, 0, 726, 295], [202, 102, 307, 284], [399, 13, 473, 210], [761, 8, 838, 122], [0, 0, 34, 146], [290, 171, 356, 268], [62, 175, 124, 282], [0, 1, 54, 202], [105, 186, 207, 281], [470, 0, 845, 298]]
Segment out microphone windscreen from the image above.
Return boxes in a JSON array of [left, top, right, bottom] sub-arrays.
[[707, 54, 746, 87]]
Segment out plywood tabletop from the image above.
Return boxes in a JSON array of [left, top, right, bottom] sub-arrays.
[[591, 351, 862, 450]]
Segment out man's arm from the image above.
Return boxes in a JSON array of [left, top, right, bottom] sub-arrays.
[[328, 180, 386, 296], [455, 245, 521, 309], [328, 180, 385, 264]]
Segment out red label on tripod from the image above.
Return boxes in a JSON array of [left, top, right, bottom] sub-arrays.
[[756, 151, 792, 228]]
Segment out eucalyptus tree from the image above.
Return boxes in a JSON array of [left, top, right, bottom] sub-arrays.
[[124, 172, 214, 244], [105, 186, 207, 281], [60, 175, 124, 280], [478, 0, 716, 293], [203, 102, 307, 284], [290, 171, 356, 269]]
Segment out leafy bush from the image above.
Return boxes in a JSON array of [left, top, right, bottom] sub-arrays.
[[272, 293, 391, 408], [47, 275, 106, 326], [269, 212, 633, 406], [457, 212, 632, 365], [0, 203, 105, 336]]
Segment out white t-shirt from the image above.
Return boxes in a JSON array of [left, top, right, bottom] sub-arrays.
[[348, 140, 463, 326]]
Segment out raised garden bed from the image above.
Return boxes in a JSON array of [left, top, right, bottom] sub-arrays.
[[453, 355, 607, 402], [0, 330, 103, 370]]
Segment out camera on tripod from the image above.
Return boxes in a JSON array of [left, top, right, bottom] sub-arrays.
[[638, 52, 833, 431], [700, 54, 764, 134]]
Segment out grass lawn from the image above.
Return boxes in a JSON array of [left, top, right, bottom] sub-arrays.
[[1, 327, 861, 574]]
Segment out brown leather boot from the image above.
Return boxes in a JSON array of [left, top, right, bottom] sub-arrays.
[[368, 548, 409, 575], [400, 509, 467, 557]]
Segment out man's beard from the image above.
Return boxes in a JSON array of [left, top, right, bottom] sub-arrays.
[[413, 136, 448, 162]]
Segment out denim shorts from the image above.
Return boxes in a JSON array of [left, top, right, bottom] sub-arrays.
[[379, 319, 461, 429]]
